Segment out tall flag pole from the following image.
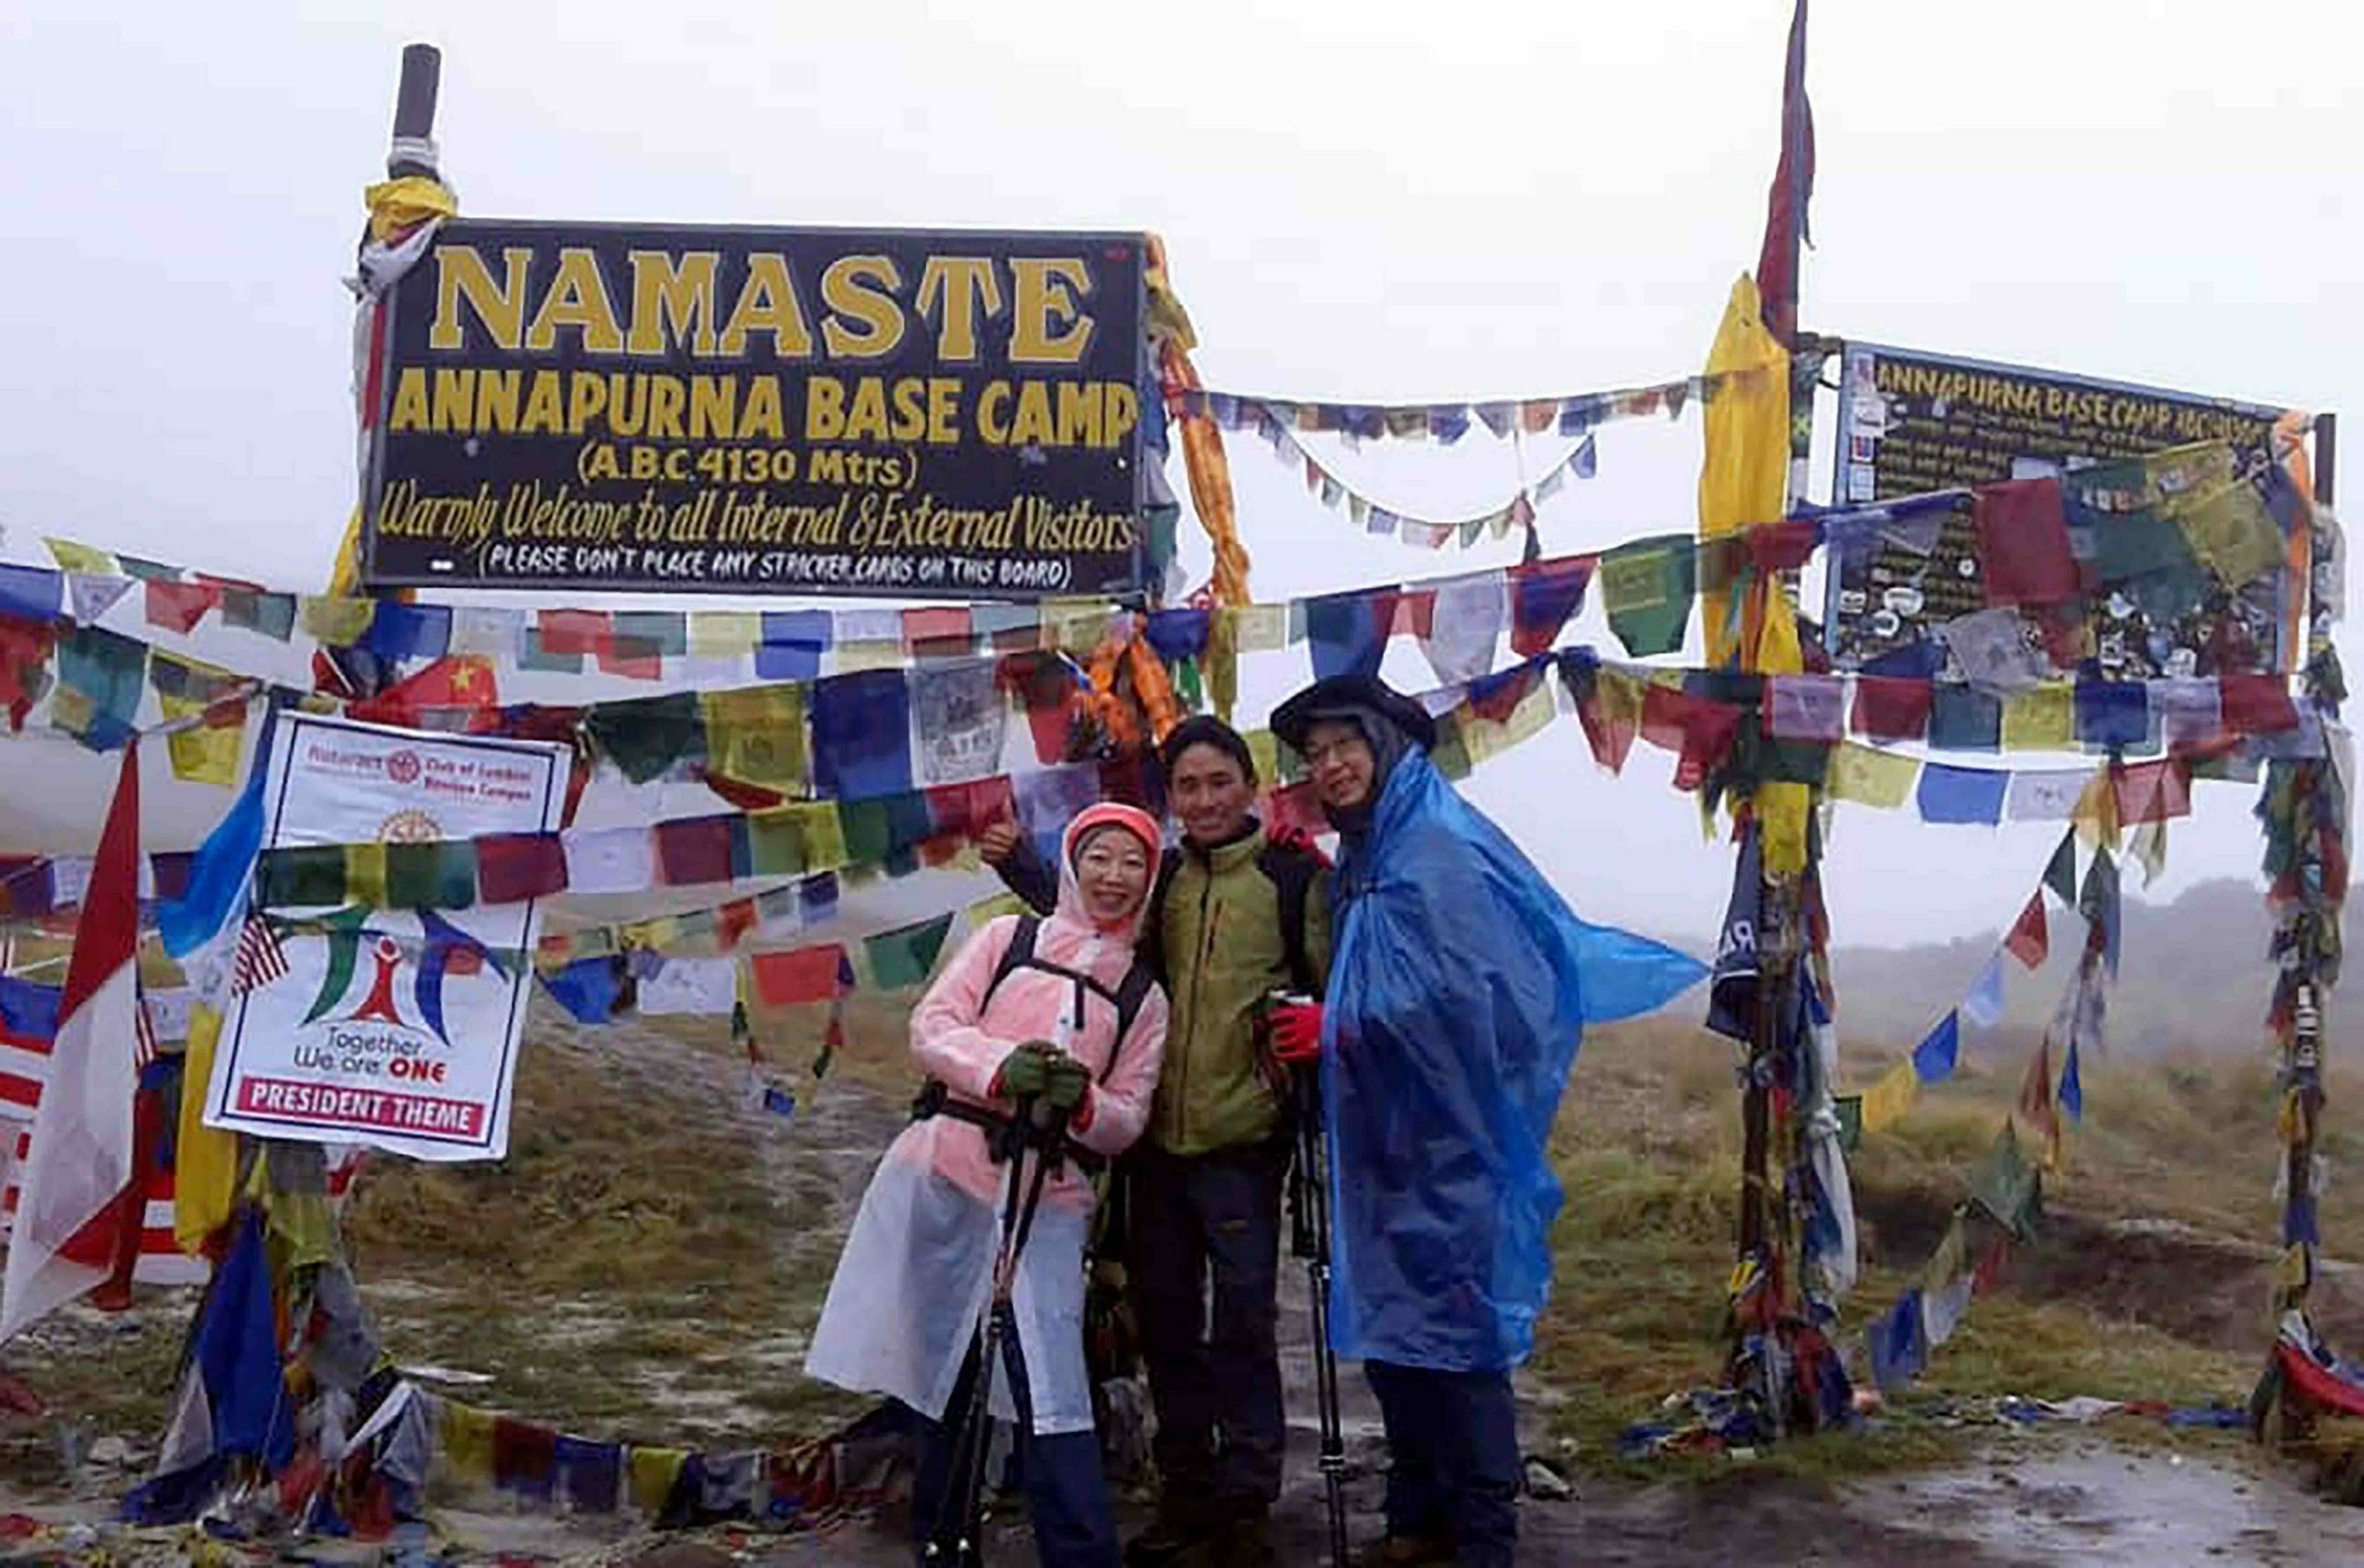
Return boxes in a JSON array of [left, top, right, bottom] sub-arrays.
[[1754, 0, 1815, 350]]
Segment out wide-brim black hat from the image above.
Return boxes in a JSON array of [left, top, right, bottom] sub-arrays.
[[1272, 673, 1438, 754]]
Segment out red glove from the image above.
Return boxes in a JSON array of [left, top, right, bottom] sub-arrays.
[[1267, 1001, 1326, 1065]]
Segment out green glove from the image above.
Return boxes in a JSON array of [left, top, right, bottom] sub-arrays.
[[995, 1043, 1055, 1100], [1041, 1054, 1092, 1114]]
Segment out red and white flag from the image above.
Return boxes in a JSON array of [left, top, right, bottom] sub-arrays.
[[1, 746, 145, 1341]]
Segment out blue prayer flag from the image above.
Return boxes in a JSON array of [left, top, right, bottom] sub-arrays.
[[1912, 1011, 1960, 1083], [1916, 762, 2008, 825], [0, 564, 63, 622], [1305, 590, 1391, 681], [756, 609, 831, 681], [810, 669, 913, 800]]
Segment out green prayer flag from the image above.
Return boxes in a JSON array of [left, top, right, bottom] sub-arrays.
[[615, 609, 689, 657], [1598, 533, 1696, 657], [864, 911, 957, 990], [745, 814, 808, 877], [1428, 714, 1473, 780], [259, 845, 351, 910], [59, 624, 147, 721], [1967, 1123, 2042, 1238], [386, 840, 477, 910], [2043, 830, 2078, 906], [837, 799, 893, 870], [587, 692, 704, 784]]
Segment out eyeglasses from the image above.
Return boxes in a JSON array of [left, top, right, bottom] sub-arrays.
[[1301, 737, 1368, 769]]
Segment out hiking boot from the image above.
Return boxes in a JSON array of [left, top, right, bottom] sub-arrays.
[[1124, 1503, 1212, 1568], [1358, 1533, 1454, 1568]]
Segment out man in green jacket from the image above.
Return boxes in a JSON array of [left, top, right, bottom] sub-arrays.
[[983, 715, 1329, 1568]]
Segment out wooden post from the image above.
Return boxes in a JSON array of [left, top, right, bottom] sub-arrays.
[[388, 43, 442, 177]]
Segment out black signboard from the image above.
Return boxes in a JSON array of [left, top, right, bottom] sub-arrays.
[[363, 221, 1152, 600], [1825, 342, 2295, 676]]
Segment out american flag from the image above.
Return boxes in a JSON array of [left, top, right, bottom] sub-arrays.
[[230, 913, 288, 995]]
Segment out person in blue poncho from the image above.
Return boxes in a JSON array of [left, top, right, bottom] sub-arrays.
[[1266, 674, 1706, 1568]]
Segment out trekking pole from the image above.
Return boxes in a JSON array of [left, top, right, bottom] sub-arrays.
[[928, 1098, 1058, 1567], [1286, 1043, 1351, 1568]]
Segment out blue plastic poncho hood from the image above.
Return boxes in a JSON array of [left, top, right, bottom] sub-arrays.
[[1322, 750, 1706, 1370]]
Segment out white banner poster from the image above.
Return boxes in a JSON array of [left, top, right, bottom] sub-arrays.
[[203, 713, 566, 1162]]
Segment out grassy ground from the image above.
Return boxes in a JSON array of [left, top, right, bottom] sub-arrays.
[[1532, 1015, 2342, 1480], [6, 987, 2338, 1492]]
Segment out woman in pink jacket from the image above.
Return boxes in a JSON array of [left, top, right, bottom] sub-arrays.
[[806, 802, 1168, 1568]]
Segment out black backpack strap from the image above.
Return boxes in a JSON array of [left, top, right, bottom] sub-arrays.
[[984, 914, 1042, 1013], [1104, 962, 1156, 1081], [1135, 850, 1181, 984], [1257, 842, 1321, 995]]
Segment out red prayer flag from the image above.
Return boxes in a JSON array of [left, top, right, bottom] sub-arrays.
[[1265, 782, 1326, 842], [476, 833, 568, 904], [2005, 893, 2048, 970], [1574, 678, 1639, 775], [2112, 757, 2191, 826], [597, 636, 661, 681], [715, 898, 759, 953], [537, 609, 610, 657], [752, 944, 850, 1007], [142, 579, 223, 634], [2218, 674, 2299, 736], [1641, 685, 1742, 792], [1972, 480, 2079, 608], [902, 607, 971, 657], [1753, 0, 1814, 348], [654, 815, 737, 887], [1850, 676, 1934, 742]]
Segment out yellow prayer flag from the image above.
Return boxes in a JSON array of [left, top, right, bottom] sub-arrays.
[[346, 843, 389, 910], [1758, 781, 1813, 876], [790, 802, 848, 873], [1204, 608, 1240, 722], [834, 639, 903, 673], [44, 537, 117, 575], [1860, 1058, 1922, 1133], [160, 693, 243, 787], [1042, 601, 1112, 652], [439, 1401, 497, 1487], [2001, 684, 2075, 752], [701, 685, 808, 789], [628, 1446, 689, 1514], [1695, 275, 1790, 668], [691, 610, 762, 659], [2073, 768, 2120, 852], [1246, 730, 1281, 787], [1462, 678, 1557, 769], [1827, 742, 1919, 810], [301, 595, 377, 646], [968, 891, 1028, 928], [174, 1004, 239, 1255]]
